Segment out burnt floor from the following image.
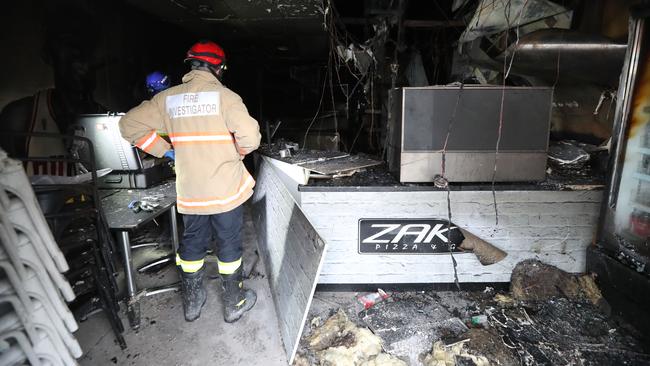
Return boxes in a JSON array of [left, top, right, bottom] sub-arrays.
[[74, 207, 287, 366], [300, 286, 650, 365], [71, 206, 650, 366]]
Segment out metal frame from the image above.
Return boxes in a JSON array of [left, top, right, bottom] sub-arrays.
[[114, 202, 180, 330], [605, 18, 646, 210]]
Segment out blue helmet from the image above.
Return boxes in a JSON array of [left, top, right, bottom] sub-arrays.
[[145, 71, 170, 95]]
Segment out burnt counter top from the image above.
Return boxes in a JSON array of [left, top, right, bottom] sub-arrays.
[[297, 165, 605, 192], [100, 180, 176, 230]]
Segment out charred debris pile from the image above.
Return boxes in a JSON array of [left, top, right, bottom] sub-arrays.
[[295, 260, 650, 366]]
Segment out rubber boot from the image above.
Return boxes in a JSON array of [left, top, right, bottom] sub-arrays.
[[221, 267, 256, 323], [179, 267, 207, 322]]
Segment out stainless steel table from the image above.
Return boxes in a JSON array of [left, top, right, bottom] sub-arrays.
[[101, 180, 180, 329]]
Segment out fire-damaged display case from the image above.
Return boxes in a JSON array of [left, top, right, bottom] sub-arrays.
[[591, 4, 650, 335], [387, 85, 553, 182]]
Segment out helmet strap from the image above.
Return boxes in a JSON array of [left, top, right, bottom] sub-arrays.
[[189, 59, 225, 80], [210, 64, 226, 80]]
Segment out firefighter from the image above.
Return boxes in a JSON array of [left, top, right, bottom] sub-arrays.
[[119, 40, 261, 323], [145, 71, 171, 97]]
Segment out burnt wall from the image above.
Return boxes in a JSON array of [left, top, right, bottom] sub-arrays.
[[0, 0, 193, 113]]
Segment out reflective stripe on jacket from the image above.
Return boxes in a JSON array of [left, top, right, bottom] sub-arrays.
[[119, 70, 261, 215]]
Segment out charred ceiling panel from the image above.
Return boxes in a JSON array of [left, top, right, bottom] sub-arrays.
[[127, 0, 327, 63], [220, 0, 321, 18], [459, 0, 570, 43]]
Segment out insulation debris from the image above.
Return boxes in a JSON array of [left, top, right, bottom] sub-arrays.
[[493, 294, 516, 308], [305, 310, 407, 366], [423, 340, 490, 366]]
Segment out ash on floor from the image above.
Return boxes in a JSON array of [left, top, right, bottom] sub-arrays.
[[74, 207, 286, 366], [297, 260, 650, 366]]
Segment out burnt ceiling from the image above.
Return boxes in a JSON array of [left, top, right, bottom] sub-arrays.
[[127, 0, 328, 64]]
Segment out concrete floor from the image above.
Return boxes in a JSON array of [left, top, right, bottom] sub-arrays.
[[75, 208, 288, 366]]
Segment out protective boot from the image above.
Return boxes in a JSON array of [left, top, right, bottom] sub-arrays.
[[179, 267, 207, 322], [221, 267, 256, 323]]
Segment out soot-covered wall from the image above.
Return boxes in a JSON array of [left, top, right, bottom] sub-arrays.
[[0, 0, 194, 113]]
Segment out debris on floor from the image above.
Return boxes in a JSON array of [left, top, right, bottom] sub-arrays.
[[76, 209, 288, 366], [362, 298, 469, 365], [510, 259, 605, 307], [301, 309, 407, 366], [299, 260, 650, 365], [422, 340, 489, 366]]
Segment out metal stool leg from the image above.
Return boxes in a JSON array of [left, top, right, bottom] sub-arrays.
[[170, 205, 179, 253], [119, 231, 140, 329]]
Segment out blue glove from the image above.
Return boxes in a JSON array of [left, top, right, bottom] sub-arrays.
[[163, 150, 175, 161]]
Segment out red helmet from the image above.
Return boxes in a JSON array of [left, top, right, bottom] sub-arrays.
[[185, 40, 226, 67]]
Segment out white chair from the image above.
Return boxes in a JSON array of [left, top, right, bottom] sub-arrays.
[[0, 210, 29, 281], [0, 259, 33, 315], [0, 156, 70, 272], [0, 190, 69, 273], [0, 258, 77, 333], [0, 329, 40, 365], [0, 315, 71, 366], [0, 218, 75, 302], [0, 285, 81, 361], [0, 295, 37, 343]]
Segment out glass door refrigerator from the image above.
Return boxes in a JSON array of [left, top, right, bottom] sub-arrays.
[[590, 3, 650, 335]]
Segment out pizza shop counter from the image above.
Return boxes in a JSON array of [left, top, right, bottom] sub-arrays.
[[252, 155, 605, 284]]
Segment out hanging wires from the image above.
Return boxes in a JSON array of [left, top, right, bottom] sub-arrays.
[[490, 0, 529, 225], [349, 70, 374, 152], [490, 0, 512, 226], [504, 0, 530, 79], [439, 83, 465, 290], [303, 0, 342, 149], [312, 0, 378, 151], [303, 68, 329, 149], [328, 35, 339, 139]]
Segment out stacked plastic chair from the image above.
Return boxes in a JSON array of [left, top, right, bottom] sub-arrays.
[[0, 149, 82, 365]]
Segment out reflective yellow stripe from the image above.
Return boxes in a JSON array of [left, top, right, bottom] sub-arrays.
[[217, 257, 242, 274], [236, 299, 246, 307], [175, 254, 204, 273]]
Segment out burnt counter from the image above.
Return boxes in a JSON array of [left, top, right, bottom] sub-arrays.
[[300, 164, 605, 192], [252, 155, 604, 284]]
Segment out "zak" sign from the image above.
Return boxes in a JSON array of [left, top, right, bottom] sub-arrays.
[[358, 219, 465, 254]]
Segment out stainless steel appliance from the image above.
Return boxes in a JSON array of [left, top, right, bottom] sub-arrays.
[[387, 85, 553, 182], [75, 114, 173, 188]]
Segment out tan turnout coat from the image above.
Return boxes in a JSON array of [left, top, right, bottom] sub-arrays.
[[119, 70, 261, 215]]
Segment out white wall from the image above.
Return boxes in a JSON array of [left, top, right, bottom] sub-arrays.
[[300, 189, 603, 284]]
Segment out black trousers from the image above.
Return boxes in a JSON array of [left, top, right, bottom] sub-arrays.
[[178, 205, 243, 264]]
